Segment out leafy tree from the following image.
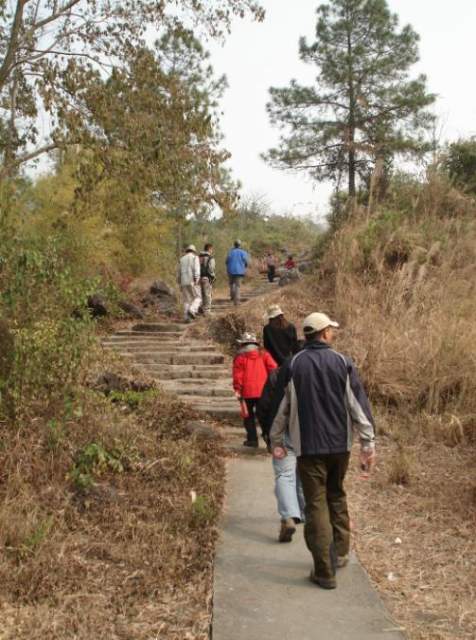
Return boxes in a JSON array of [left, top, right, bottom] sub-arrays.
[[444, 138, 476, 194], [264, 0, 435, 198], [0, 0, 264, 175]]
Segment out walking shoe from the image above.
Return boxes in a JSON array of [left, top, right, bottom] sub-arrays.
[[337, 555, 349, 568], [279, 518, 296, 543], [242, 440, 259, 448], [309, 569, 337, 590]]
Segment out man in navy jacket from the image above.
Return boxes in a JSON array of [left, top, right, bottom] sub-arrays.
[[225, 240, 249, 305], [270, 312, 376, 589]]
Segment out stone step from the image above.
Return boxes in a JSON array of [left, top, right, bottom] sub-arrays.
[[161, 384, 234, 398], [103, 342, 216, 353], [141, 366, 229, 380], [160, 377, 230, 387], [182, 403, 241, 423], [110, 331, 184, 340], [132, 323, 187, 333], [121, 352, 225, 365]]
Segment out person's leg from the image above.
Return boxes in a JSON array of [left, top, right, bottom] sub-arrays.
[[243, 398, 258, 444], [233, 276, 242, 305], [270, 265, 276, 282], [189, 284, 202, 316], [296, 465, 306, 522], [201, 279, 212, 314], [298, 455, 336, 587], [181, 285, 192, 321], [327, 453, 351, 561], [273, 449, 303, 520], [228, 275, 234, 301]]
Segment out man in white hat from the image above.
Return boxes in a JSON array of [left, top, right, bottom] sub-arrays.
[[177, 244, 201, 321], [270, 312, 376, 589]]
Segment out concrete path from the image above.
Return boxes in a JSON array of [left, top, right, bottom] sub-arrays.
[[104, 272, 405, 639], [213, 458, 406, 640]]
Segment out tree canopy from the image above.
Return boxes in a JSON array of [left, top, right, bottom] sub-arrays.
[[264, 0, 435, 197], [0, 0, 264, 174]]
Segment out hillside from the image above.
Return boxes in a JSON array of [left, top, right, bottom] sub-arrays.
[[208, 174, 476, 640]]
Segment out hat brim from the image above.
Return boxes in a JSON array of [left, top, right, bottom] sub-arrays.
[[303, 320, 339, 334], [268, 310, 284, 319]]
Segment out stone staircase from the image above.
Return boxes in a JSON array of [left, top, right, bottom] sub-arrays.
[[103, 275, 280, 443]]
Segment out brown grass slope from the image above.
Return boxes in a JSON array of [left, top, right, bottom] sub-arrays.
[[0, 357, 224, 640], [208, 175, 476, 639]]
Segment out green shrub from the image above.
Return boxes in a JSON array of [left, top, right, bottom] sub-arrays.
[[70, 442, 124, 490]]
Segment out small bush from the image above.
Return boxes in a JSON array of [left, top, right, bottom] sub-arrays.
[[70, 441, 124, 490]]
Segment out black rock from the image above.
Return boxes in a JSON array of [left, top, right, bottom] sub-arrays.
[[150, 280, 175, 297], [118, 300, 144, 319], [87, 294, 108, 318]]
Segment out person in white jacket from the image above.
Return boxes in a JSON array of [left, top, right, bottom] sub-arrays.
[[177, 245, 202, 321]]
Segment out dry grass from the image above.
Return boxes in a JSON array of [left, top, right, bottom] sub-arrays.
[[348, 414, 476, 639], [0, 367, 224, 639]]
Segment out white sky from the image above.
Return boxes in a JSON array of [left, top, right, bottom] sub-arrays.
[[208, 0, 476, 220]]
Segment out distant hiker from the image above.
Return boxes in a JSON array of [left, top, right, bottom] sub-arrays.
[[199, 243, 216, 316], [232, 332, 277, 447], [266, 250, 277, 283], [226, 240, 249, 306], [270, 312, 376, 589], [177, 244, 201, 322], [284, 255, 296, 270], [258, 355, 305, 543], [263, 305, 300, 366]]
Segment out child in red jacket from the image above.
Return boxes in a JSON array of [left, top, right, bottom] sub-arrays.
[[233, 332, 277, 447]]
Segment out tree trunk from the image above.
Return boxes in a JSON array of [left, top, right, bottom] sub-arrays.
[[346, 13, 356, 200]]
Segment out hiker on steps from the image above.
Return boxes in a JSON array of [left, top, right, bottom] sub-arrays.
[[263, 304, 300, 366], [232, 332, 277, 447], [226, 240, 249, 306], [257, 354, 305, 544], [177, 244, 201, 322], [199, 243, 216, 316], [270, 312, 376, 590], [265, 250, 277, 283]]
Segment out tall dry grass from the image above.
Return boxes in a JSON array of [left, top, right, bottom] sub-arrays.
[[214, 176, 476, 441]]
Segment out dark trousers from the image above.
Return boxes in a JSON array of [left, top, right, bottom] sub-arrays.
[[267, 265, 276, 282], [243, 398, 260, 442], [297, 453, 351, 581]]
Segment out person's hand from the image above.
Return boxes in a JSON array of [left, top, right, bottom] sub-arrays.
[[272, 446, 287, 460], [359, 446, 376, 475]]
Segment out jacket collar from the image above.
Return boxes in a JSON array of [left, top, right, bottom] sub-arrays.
[[304, 340, 331, 351]]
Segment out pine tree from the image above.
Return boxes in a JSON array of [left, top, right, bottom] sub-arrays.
[[265, 0, 435, 198]]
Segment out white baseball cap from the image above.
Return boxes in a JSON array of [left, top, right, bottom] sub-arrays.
[[303, 312, 339, 334], [185, 244, 197, 253]]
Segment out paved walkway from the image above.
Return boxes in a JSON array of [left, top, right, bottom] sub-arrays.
[[213, 458, 406, 640], [104, 273, 406, 639]]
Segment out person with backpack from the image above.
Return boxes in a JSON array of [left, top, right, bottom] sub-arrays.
[[232, 332, 277, 447], [199, 243, 216, 315], [176, 244, 201, 321], [226, 240, 249, 306]]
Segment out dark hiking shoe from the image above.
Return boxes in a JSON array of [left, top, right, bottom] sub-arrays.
[[337, 555, 349, 568], [243, 440, 259, 448], [309, 570, 337, 590], [279, 518, 296, 543]]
